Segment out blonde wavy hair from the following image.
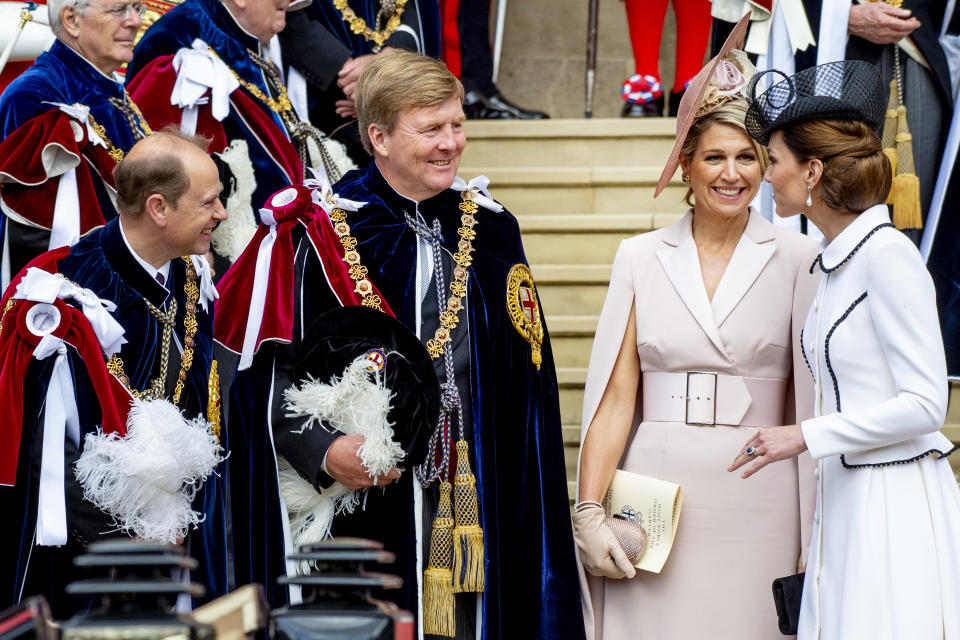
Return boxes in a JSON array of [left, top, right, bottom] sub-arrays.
[[679, 97, 768, 208]]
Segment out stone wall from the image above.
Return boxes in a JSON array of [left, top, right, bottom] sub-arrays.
[[494, 0, 679, 119]]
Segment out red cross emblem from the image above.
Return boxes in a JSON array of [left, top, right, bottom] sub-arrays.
[[519, 287, 537, 324], [363, 348, 386, 373]]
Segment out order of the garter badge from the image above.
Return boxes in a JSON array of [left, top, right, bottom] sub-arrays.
[[506, 264, 544, 370]]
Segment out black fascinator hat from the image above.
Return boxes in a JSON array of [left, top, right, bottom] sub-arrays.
[[745, 60, 886, 145], [294, 306, 440, 467]]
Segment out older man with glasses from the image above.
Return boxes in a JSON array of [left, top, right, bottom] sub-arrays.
[[126, 0, 353, 267], [0, 0, 152, 288]]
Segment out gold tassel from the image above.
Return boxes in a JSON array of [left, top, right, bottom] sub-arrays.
[[891, 172, 923, 230], [890, 105, 923, 229], [451, 439, 485, 593], [422, 481, 455, 638], [882, 79, 899, 203]]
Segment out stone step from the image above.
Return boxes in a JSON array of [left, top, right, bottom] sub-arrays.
[[518, 213, 676, 265], [462, 118, 677, 168], [532, 264, 611, 318], [459, 167, 687, 215]]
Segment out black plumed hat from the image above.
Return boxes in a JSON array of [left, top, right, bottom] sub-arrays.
[[294, 306, 439, 467], [745, 60, 887, 145]]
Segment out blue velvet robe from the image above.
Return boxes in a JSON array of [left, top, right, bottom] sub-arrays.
[[331, 163, 586, 640], [0, 219, 229, 617], [0, 40, 145, 252], [128, 0, 297, 215]]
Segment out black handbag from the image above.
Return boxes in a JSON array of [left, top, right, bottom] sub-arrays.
[[772, 572, 805, 635]]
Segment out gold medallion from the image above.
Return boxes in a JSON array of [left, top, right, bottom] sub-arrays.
[[505, 264, 543, 370]]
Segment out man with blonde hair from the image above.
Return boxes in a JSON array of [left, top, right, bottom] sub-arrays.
[[273, 50, 583, 638]]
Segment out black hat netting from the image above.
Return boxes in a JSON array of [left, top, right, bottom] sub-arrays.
[[745, 60, 886, 145]]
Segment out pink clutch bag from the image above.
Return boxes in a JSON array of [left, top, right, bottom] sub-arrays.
[[606, 514, 648, 564]]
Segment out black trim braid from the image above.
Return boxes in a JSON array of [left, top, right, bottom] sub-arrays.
[[841, 444, 960, 469], [824, 292, 868, 412], [809, 223, 895, 274], [800, 325, 815, 382]]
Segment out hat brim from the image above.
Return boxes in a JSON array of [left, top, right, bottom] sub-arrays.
[[294, 306, 440, 466], [654, 12, 752, 198]]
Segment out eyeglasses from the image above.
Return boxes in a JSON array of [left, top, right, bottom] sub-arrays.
[[98, 2, 147, 19]]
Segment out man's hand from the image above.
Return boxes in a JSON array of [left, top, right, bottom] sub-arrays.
[[336, 48, 396, 101], [335, 98, 357, 119], [728, 424, 807, 479], [848, 2, 920, 45], [325, 434, 401, 490], [337, 54, 377, 100]]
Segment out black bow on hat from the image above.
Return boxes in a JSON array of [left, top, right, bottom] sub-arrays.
[[745, 60, 887, 145]]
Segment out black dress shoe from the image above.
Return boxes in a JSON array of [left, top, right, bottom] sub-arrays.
[[464, 90, 509, 119], [668, 88, 686, 117], [621, 95, 664, 117], [464, 90, 549, 119], [485, 93, 549, 119]]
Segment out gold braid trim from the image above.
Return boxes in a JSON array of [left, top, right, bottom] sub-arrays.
[[0, 298, 16, 336], [207, 359, 221, 443]]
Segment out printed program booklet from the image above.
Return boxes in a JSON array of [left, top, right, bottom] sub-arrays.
[[602, 469, 682, 573]]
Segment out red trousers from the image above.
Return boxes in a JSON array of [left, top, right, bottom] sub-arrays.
[[625, 0, 712, 91]]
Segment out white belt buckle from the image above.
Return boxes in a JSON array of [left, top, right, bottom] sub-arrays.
[[685, 370, 718, 426]]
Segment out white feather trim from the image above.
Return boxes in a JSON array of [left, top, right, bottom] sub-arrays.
[[74, 398, 224, 544], [280, 354, 402, 570], [212, 139, 259, 262]]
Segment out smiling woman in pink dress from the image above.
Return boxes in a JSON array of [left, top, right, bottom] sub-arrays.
[[573, 16, 819, 640]]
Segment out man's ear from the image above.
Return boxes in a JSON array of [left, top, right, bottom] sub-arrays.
[[368, 123, 389, 158], [61, 5, 82, 39], [144, 193, 168, 227]]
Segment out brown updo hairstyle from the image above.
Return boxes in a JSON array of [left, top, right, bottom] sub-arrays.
[[679, 97, 768, 208], [778, 119, 891, 213]]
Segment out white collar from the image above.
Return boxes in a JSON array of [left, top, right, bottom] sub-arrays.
[[118, 218, 171, 287]]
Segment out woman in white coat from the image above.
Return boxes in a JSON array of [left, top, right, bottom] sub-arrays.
[[731, 60, 960, 639]]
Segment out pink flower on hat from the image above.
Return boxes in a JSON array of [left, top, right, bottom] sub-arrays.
[[712, 60, 746, 95]]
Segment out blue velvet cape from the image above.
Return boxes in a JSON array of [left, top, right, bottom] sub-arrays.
[[0, 40, 143, 236], [128, 0, 295, 213], [0, 219, 229, 615], [302, 0, 441, 57], [332, 163, 586, 639]]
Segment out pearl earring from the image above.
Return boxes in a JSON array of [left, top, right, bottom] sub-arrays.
[[805, 185, 813, 207]]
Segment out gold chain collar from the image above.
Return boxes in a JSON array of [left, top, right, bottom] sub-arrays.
[[328, 191, 480, 359], [333, 0, 408, 51], [210, 46, 297, 125], [106, 257, 201, 407], [87, 90, 153, 163]]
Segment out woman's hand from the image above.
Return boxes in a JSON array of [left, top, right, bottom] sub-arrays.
[[728, 424, 807, 479], [572, 503, 637, 580]]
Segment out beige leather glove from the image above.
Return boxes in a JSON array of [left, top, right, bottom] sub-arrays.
[[572, 503, 637, 579]]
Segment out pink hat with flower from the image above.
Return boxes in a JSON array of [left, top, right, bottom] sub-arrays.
[[654, 13, 757, 197]]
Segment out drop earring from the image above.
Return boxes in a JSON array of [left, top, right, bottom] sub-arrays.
[[805, 185, 813, 207], [682, 171, 690, 185]]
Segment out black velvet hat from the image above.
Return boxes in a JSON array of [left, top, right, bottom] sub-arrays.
[[745, 60, 887, 145], [294, 306, 440, 467]]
